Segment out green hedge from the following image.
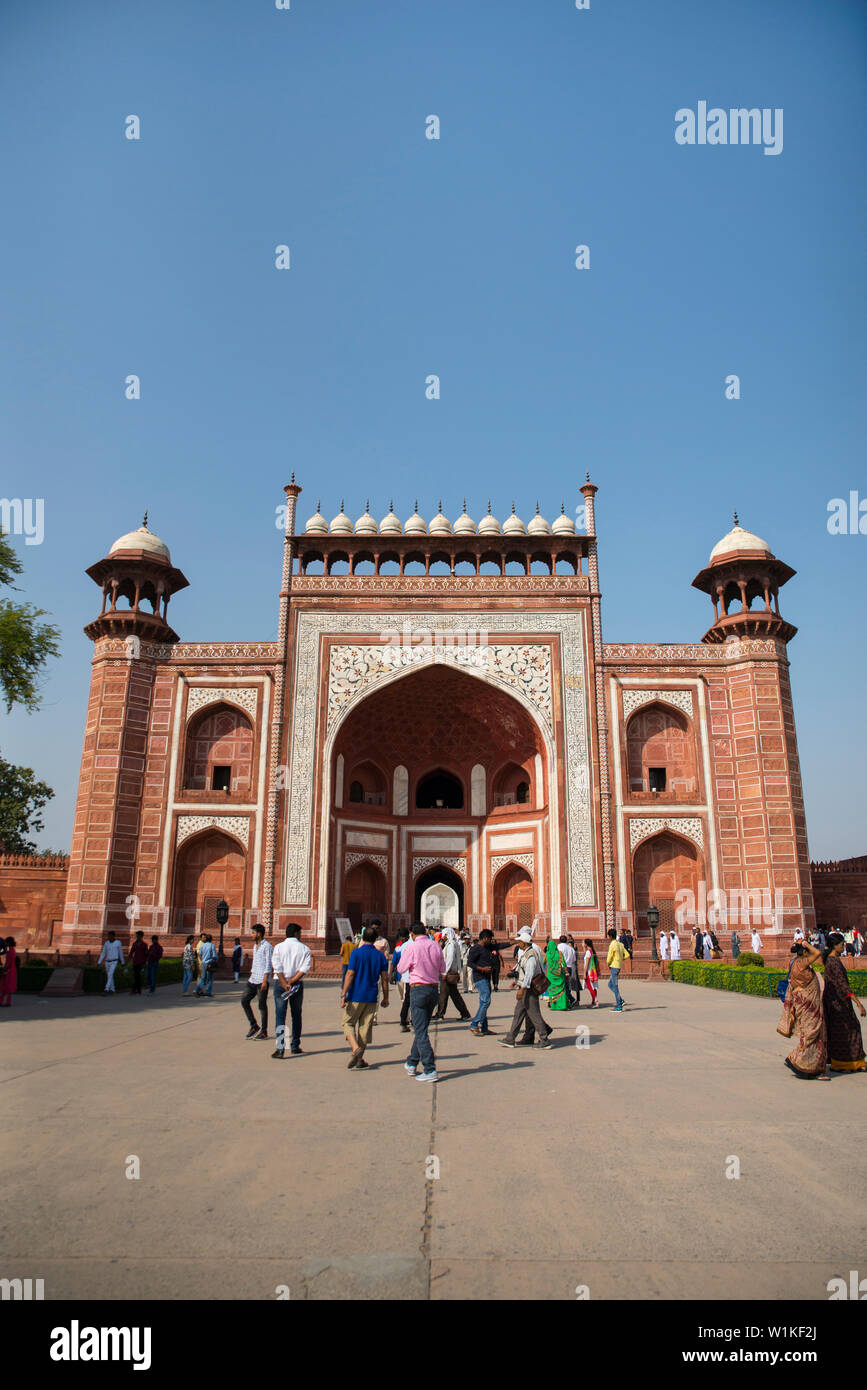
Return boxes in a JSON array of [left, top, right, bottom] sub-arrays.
[[16, 958, 184, 993], [669, 959, 867, 998]]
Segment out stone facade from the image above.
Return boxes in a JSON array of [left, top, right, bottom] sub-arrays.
[[51, 492, 826, 953]]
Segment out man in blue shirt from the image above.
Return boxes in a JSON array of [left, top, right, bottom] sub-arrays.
[[340, 926, 389, 1070], [195, 934, 218, 997]]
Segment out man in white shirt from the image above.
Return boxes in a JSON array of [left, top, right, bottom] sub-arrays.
[[499, 927, 553, 1050], [242, 923, 272, 1040], [271, 923, 312, 1058], [98, 932, 125, 993], [751, 929, 763, 953]]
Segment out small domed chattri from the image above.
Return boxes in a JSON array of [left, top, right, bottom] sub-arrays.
[[527, 501, 550, 536], [552, 500, 575, 535], [379, 500, 402, 535], [477, 500, 501, 535], [404, 500, 427, 535], [429, 501, 452, 535], [502, 502, 526, 536], [304, 500, 328, 535], [453, 499, 476, 535], [354, 500, 378, 535], [329, 500, 353, 535], [109, 520, 171, 562], [709, 516, 770, 564]]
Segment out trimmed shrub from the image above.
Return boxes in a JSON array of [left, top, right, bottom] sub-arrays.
[[17, 965, 52, 993], [16, 959, 183, 993], [669, 960, 867, 998], [735, 951, 764, 968]]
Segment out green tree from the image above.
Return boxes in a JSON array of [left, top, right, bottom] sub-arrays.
[[0, 529, 61, 712], [0, 756, 54, 854]]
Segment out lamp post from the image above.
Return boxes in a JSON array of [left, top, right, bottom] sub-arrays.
[[216, 899, 229, 963], [647, 904, 660, 964]]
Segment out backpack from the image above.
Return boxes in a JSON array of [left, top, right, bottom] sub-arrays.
[[528, 948, 548, 995]]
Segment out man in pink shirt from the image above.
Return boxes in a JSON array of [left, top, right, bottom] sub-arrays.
[[399, 922, 446, 1082]]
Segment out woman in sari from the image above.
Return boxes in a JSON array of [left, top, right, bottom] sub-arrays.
[[582, 940, 599, 1007], [0, 938, 18, 1007], [782, 940, 827, 1079], [822, 933, 866, 1073], [545, 939, 570, 1010]]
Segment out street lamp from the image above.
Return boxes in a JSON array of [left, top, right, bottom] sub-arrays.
[[647, 903, 660, 964], [216, 899, 229, 963]]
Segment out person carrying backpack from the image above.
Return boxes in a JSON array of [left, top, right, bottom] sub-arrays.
[[499, 927, 553, 1050]]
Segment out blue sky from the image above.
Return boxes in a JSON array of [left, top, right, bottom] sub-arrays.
[[0, 0, 864, 857]]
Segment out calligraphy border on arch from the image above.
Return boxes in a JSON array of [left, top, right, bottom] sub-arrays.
[[282, 610, 593, 907]]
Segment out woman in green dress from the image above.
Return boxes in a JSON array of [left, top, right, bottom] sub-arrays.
[[545, 939, 570, 1010]]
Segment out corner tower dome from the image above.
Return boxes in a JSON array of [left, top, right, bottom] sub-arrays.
[[709, 514, 771, 563], [108, 518, 171, 562]]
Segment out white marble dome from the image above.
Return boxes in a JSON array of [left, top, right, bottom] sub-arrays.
[[379, 502, 402, 535], [527, 503, 550, 536], [405, 502, 427, 535], [552, 502, 575, 535], [304, 502, 328, 535], [453, 501, 476, 535], [478, 503, 501, 536], [354, 501, 378, 535], [329, 502, 353, 535], [710, 520, 771, 563], [109, 523, 171, 562], [429, 502, 452, 536], [502, 504, 526, 536]]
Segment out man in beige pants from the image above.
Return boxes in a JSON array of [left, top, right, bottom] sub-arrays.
[[340, 926, 389, 1070]]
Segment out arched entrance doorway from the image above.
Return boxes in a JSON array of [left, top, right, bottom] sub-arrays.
[[632, 830, 702, 936], [173, 829, 246, 935], [414, 864, 464, 931], [343, 858, 387, 932], [493, 862, 534, 934]]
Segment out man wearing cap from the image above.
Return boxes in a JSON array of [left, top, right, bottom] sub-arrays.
[[499, 927, 553, 1050]]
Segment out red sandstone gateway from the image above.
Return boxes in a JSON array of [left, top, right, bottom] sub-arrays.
[[42, 482, 826, 968]]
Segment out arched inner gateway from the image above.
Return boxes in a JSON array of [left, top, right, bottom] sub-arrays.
[[632, 830, 703, 936], [329, 663, 549, 932]]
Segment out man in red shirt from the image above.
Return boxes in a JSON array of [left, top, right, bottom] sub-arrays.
[[128, 931, 148, 995], [146, 936, 164, 996]]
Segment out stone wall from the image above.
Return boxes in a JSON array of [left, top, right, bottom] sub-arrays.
[[0, 855, 69, 947], [811, 856, 867, 932]]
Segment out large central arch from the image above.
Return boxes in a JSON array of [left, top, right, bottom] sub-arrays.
[[317, 659, 557, 933]]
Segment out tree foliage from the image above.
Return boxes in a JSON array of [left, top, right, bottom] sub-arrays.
[[0, 529, 61, 713], [0, 756, 54, 854]]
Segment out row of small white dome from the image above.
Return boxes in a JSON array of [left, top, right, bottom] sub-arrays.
[[304, 501, 580, 537]]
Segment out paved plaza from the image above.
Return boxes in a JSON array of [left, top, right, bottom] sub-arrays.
[[1, 978, 863, 1301]]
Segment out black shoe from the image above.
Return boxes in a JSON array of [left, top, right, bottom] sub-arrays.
[[255, 1031, 268, 1041], [245, 1026, 259, 1038], [348, 1053, 360, 1069], [290, 1047, 303, 1056], [271, 1050, 285, 1059]]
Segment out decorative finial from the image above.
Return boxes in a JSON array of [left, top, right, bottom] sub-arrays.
[[438, 499, 442, 512], [414, 498, 419, 512], [142, 509, 148, 528], [535, 501, 540, 515], [560, 500, 565, 515], [316, 499, 321, 511], [733, 509, 739, 526], [487, 499, 492, 513], [291, 470, 295, 484], [585, 469, 590, 483], [389, 498, 394, 511], [511, 501, 516, 514], [340, 498, 345, 511], [462, 497, 467, 512], [365, 498, 370, 511]]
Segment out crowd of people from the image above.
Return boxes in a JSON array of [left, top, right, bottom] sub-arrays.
[[3, 914, 865, 1083]]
